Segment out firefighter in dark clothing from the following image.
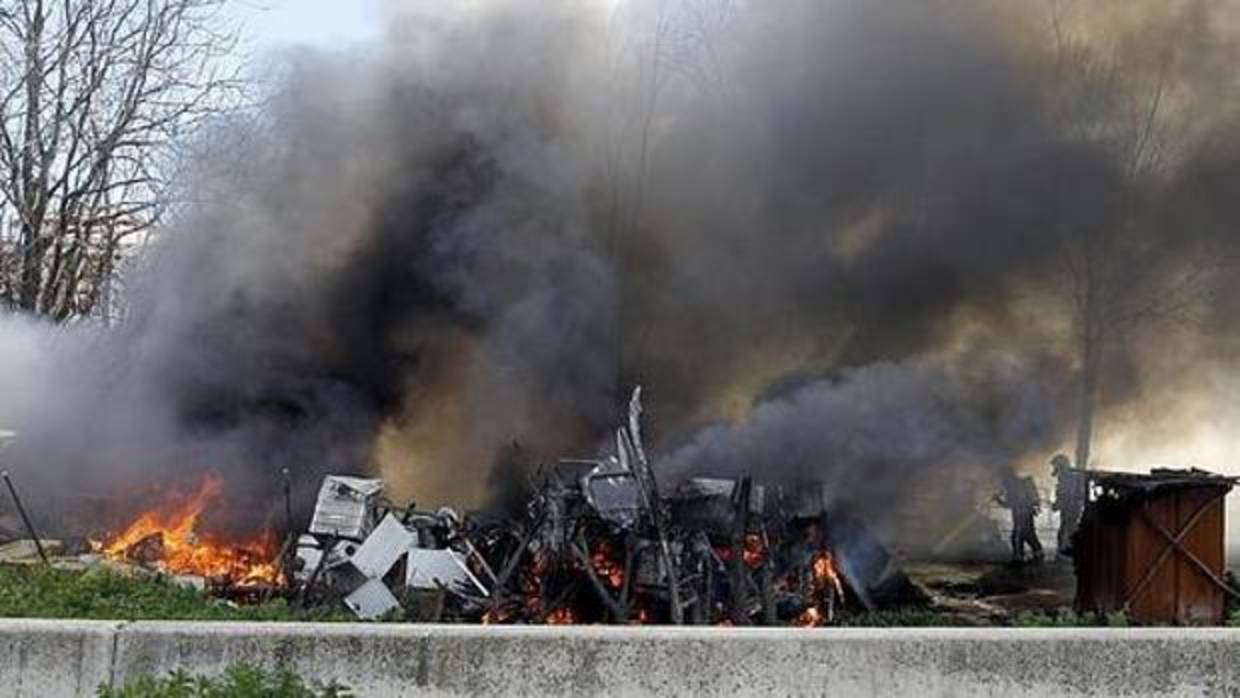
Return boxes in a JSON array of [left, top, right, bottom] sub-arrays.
[[995, 467, 1044, 563], [1050, 453, 1084, 555]]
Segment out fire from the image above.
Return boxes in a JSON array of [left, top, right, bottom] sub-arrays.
[[545, 607, 577, 625], [812, 551, 844, 597], [98, 475, 282, 587], [797, 606, 824, 627], [520, 550, 551, 617], [715, 535, 767, 569], [590, 541, 625, 589], [797, 551, 844, 628], [481, 608, 510, 625], [742, 533, 766, 569]]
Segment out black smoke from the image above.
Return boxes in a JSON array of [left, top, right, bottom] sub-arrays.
[[1, 0, 1239, 537]]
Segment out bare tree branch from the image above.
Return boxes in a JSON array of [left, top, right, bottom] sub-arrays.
[[0, 0, 244, 320]]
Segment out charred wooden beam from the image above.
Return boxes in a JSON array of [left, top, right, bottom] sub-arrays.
[[729, 476, 753, 625]]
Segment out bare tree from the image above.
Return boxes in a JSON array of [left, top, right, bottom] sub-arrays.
[[1042, 0, 1226, 471], [0, 0, 242, 321], [600, 0, 739, 398]]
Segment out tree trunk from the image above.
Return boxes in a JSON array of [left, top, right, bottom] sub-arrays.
[[1073, 275, 1102, 471], [16, 1, 47, 312], [1073, 354, 1097, 471]]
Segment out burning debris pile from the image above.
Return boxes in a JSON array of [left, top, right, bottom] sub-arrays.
[[0, 389, 925, 625], [277, 389, 924, 625]]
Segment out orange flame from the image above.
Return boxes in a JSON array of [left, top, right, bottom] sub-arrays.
[[797, 606, 825, 627], [796, 551, 845, 627], [481, 608, 510, 625], [590, 541, 625, 590], [811, 551, 844, 597], [519, 550, 551, 617], [742, 533, 767, 569], [545, 607, 577, 625], [99, 475, 282, 587]]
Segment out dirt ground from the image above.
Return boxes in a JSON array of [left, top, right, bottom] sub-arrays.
[[901, 558, 1078, 624]]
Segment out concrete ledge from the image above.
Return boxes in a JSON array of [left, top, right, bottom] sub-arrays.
[[0, 619, 122, 697], [4, 621, 1240, 697]]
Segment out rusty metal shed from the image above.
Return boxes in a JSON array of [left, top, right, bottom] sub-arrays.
[[1074, 467, 1239, 625]]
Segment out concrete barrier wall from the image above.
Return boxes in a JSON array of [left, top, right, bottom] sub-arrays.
[[3, 621, 1240, 697], [0, 620, 120, 697]]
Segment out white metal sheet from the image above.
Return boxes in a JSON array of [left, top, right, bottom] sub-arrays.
[[406, 548, 488, 597], [343, 577, 401, 620], [350, 514, 416, 579]]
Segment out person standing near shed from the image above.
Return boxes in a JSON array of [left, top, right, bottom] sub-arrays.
[[1051, 453, 1084, 556], [996, 466, 1044, 563]]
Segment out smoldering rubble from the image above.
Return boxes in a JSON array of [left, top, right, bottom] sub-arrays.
[[41, 388, 928, 626], [0, 0, 1239, 547], [278, 389, 927, 624]]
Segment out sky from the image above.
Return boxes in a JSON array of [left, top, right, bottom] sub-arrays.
[[231, 0, 383, 56], [230, 0, 627, 56]]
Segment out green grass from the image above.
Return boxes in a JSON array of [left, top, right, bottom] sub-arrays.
[[0, 564, 350, 622], [1009, 609, 1128, 627], [838, 608, 976, 627], [839, 608, 1132, 627], [98, 663, 352, 697], [0, 562, 1159, 628]]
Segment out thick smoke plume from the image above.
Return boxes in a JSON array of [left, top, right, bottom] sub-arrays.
[[661, 350, 1066, 508], [1, 0, 1239, 538]]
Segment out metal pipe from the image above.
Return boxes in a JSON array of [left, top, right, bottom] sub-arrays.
[[281, 468, 293, 535], [1, 471, 49, 565]]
